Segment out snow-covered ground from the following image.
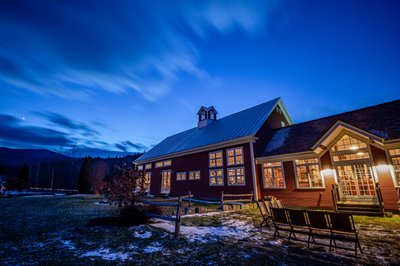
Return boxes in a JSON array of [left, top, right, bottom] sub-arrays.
[[150, 217, 258, 243]]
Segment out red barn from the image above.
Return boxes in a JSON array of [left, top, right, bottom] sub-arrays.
[[135, 98, 400, 213]]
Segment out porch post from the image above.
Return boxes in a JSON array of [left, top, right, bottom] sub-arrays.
[[249, 141, 259, 200]]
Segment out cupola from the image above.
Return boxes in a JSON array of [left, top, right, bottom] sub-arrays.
[[197, 106, 218, 128]]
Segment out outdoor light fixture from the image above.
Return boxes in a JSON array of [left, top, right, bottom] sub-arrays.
[[376, 164, 389, 172]]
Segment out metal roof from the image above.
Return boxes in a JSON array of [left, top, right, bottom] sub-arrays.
[[135, 97, 281, 163]]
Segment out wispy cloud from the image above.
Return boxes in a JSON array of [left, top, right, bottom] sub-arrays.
[[33, 111, 100, 137], [0, 114, 73, 148], [0, 0, 277, 101], [115, 141, 148, 152]]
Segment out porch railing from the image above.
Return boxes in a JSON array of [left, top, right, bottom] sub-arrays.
[[331, 183, 340, 212], [375, 182, 384, 216]]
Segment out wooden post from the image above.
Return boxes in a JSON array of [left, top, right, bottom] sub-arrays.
[[220, 191, 224, 209], [317, 192, 323, 207], [188, 191, 192, 208], [174, 196, 182, 237]]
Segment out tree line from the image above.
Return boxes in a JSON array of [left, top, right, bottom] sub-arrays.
[[0, 154, 142, 193]]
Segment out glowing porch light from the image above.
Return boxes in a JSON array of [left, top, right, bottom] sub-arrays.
[[322, 169, 333, 176], [376, 164, 389, 172]]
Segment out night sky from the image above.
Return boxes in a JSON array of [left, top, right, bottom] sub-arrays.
[[1, 0, 399, 155]]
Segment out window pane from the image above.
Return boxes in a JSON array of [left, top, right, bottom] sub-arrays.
[[297, 165, 310, 187]]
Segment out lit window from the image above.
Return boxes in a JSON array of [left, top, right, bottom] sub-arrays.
[[144, 172, 151, 192], [227, 167, 245, 186], [137, 165, 143, 171], [209, 169, 223, 186], [389, 149, 400, 186], [155, 160, 172, 168], [227, 147, 244, 166], [294, 159, 324, 188], [263, 162, 285, 188], [209, 151, 223, 167], [176, 172, 186, 181], [189, 171, 201, 180], [332, 134, 367, 152], [145, 163, 152, 170]]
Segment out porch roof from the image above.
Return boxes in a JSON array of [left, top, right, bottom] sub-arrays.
[[256, 99, 400, 158]]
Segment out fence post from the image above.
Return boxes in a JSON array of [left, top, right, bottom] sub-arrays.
[[175, 196, 182, 237], [188, 191, 192, 208], [220, 191, 224, 209]]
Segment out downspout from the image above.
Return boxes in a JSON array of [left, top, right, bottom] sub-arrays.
[[249, 141, 259, 200]]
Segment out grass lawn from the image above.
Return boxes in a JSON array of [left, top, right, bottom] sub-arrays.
[[1, 196, 399, 265]]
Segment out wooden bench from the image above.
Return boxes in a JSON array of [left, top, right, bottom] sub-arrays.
[[270, 208, 362, 257]]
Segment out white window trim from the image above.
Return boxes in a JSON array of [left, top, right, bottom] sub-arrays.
[[209, 150, 224, 168], [209, 169, 224, 186], [293, 159, 325, 189], [176, 172, 186, 181], [189, 170, 201, 180], [226, 146, 244, 166], [262, 162, 286, 189], [227, 167, 246, 186]]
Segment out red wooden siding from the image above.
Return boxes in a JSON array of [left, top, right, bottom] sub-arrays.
[[147, 142, 254, 199], [256, 152, 335, 208], [256, 147, 399, 210], [370, 145, 398, 210]]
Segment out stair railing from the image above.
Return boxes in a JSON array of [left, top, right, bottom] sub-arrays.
[[331, 183, 340, 212], [375, 182, 384, 216]]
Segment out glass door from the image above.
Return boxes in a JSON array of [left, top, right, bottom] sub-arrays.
[[336, 163, 376, 199], [161, 170, 171, 194]]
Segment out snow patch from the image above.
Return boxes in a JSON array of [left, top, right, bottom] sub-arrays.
[[150, 219, 255, 243], [143, 242, 163, 253], [369, 129, 389, 139], [60, 239, 75, 250], [81, 248, 129, 261], [265, 127, 291, 152], [134, 231, 152, 239]]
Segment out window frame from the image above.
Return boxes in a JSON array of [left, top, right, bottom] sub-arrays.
[[137, 165, 143, 171], [189, 170, 201, 180], [176, 172, 186, 181], [209, 150, 223, 168], [155, 160, 172, 168], [293, 158, 325, 189], [226, 146, 244, 166], [209, 169, 224, 186], [262, 162, 286, 189], [227, 167, 246, 186], [145, 163, 152, 170]]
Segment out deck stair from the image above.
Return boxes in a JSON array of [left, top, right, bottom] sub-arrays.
[[336, 201, 383, 216]]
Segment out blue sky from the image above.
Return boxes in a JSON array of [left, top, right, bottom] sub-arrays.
[[0, 0, 399, 154]]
